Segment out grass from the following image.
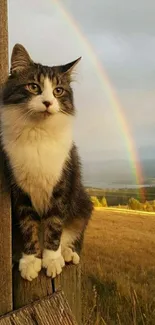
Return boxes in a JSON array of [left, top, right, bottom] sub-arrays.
[[81, 209, 155, 325]]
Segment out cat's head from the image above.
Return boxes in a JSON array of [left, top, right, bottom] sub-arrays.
[[2, 44, 81, 119]]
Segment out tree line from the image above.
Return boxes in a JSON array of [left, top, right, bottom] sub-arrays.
[[91, 196, 155, 212]]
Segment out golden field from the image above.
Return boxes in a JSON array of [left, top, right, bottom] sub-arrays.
[[81, 209, 155, 325]]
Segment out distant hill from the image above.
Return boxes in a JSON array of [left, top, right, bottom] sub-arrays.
[[82, 158, 155, 188]]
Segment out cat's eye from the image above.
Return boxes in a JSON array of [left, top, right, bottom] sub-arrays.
[[53, 87, 64, 97], [25, 83, 41, 95]]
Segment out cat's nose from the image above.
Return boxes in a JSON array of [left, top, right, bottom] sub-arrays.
[[43, 101, 52, 108]]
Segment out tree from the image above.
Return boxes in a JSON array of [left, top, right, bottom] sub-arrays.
[[128, 197, 143, 211], [91, 196, 102, 207], [152, 200, 155, 212], [101, 197, 108, 207], [144, 201, 154, 212]]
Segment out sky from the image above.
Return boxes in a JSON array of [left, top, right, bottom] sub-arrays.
[[8, 0, 155, 163]]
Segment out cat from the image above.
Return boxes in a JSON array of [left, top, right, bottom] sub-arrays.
[[0, 44, 93, 281]]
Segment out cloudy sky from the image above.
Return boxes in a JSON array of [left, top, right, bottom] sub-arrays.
[[8, 0, 155, 163]]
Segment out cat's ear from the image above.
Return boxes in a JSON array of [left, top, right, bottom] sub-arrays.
[[10, 44, 33, 74], [61, 57, 82, 75]]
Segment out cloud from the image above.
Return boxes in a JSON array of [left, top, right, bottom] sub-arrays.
[[59, 0, 155, 35]]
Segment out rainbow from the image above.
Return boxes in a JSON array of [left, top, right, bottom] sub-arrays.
[[50, 0, 145, 201]]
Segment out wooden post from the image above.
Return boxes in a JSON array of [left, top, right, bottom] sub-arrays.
[[13, 265, 53, 309], [13, 264, 82, 324], [0, 291, 78, 325], [55, 265, 82, 325], [0, 0, 8, 84], [0, 0, 12, 316]]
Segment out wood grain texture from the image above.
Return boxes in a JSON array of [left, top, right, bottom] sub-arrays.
[[13, 265, 53, 309], [0, 0, 12, 316], [55, 265, 82, 325], [0, 291, 78, 325], [0, 0, 8, 85]]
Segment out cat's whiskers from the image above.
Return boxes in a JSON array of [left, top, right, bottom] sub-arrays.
[[59, 108, 69, 116], [11, 109, 33, 130]]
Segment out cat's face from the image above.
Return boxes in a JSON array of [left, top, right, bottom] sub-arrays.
[[2, 44, 81, 120]]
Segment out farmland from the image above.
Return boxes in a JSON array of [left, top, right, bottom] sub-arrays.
[[81, 209, 155, 324]]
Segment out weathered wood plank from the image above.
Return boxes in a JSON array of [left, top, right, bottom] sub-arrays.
[[0, 0, 8, 85], [13, 229, 82, 320], [13, 263, 81, 323], [13, 265, 53, 309], [0, 291, 78, 325], [55, 264, 82, 325], [0, 0, 12, 316]]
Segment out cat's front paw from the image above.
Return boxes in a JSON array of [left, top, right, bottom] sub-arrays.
[[42, 249, 65, 278], [19, 254, 41, 281], [62, 247, 80, 265]]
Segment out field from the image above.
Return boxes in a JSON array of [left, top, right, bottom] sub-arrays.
[[81, 209, 155, 325]]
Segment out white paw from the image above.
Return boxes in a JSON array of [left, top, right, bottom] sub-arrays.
[[42, 248, 65, 278], [62, 247, 80, 265], [19, 254, 41, 281]]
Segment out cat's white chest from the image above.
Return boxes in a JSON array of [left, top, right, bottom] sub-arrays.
[[3, 116, 73, 214]]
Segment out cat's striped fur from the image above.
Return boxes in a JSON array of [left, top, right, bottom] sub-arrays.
[[0, 44, 93, 281]]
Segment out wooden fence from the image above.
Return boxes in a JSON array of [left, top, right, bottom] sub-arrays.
[[0, 1, 82, 324]]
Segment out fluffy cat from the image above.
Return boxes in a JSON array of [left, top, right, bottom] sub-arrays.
[[0, 44, 93, 281]]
